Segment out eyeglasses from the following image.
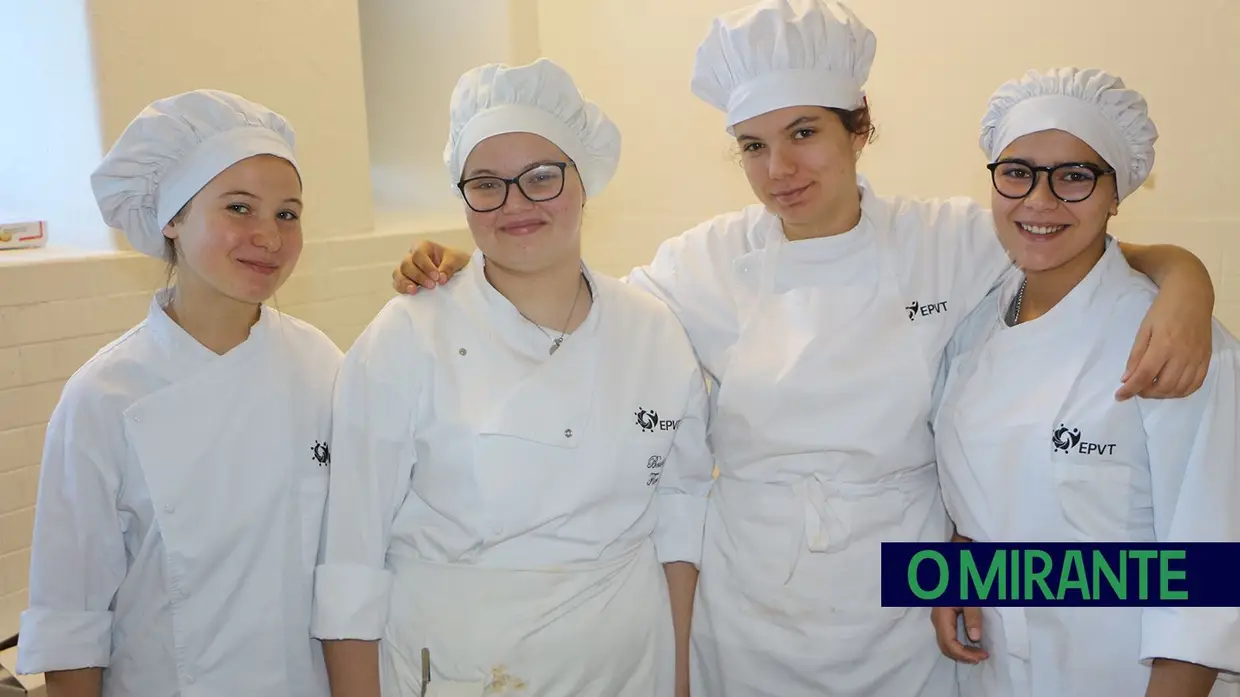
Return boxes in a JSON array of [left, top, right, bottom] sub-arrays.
[[987, 160, 1116, 203], [457, 162, 571, 213]]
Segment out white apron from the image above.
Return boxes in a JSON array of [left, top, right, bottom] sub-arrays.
[[691, 214, 957, 697], [122, 320, 328, 696], [380, 540, 673, 697]]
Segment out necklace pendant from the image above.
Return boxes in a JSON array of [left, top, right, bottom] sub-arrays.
[[549, 338, 563, 355]]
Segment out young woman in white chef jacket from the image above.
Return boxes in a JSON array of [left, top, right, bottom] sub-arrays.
[[929, 68, 1240, 697], [16, 91, 341, 697], [310, 58, 715, 697], [387, 3, 1218, 696]]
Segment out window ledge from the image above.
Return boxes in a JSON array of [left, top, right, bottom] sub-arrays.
[[0, 243, 134, 267]]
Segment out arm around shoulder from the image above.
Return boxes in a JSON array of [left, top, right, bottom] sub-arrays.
[[1119, 242, 1213, 300], [1115, 242, 1214, 400]]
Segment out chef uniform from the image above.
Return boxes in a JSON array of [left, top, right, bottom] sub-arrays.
[[623, 2, 1016, 695], [17, 91, 341, 697], [933, 67, 1240, 697], [311, 59, 716, 697]]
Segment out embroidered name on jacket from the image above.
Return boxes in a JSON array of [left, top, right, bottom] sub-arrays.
[[1052, 424, 1117, 456], [906, 300, 948, 320], [647, 455, 665, 486], [635, 407, 680, 433], [312, 440, 332, 467]]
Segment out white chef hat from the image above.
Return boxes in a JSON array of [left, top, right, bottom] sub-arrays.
[[444, 58, 621, 198], [91, 89, 299, 260], [979, 67, 1157, 201], [691, 0, 876, 133]]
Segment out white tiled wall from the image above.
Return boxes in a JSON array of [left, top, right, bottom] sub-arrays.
[[0, 226, 472, 638]]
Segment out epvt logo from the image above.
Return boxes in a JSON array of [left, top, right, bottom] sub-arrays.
[[311, 440, 331, 467], [906, 300, 948, 321], [1052, 424, 1116, 456], [635, 408, 680, 433]]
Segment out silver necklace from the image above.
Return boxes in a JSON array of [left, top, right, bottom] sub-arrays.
[[1007, 276, 1028, 327], [520, 274, 587, 355]]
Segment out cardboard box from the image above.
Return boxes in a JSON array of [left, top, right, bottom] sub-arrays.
[[0, 638, 46, 697], [0, 221, 47, 251]]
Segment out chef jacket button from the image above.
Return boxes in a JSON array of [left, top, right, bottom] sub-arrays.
[[458, 348, 467, 356], [131, 414, 141, 423], [186, 674, 195, 684], [564, 429, 572, 438], [164, 504, 175, 513]]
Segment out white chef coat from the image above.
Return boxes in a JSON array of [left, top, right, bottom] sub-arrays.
[[17, 289, 341, 697], [312, 253, 715, 697], [932, 237, 1240, 697], [625, 176, 1014, 697]]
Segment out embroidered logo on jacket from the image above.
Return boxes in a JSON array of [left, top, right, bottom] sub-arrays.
[[636, 408, 657, 432], [311, 440, 332, 467], [647, 455, 665, 486], [906, 300, 948, 321], [1052, 424, 1116, 456], [635, 408, 681, 433]]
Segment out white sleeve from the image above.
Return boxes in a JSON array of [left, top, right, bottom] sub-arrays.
[[311, 299, 421, 641], [623, 227, 739, 372], [915, 197, 1013, 320], [652, 363, 715, 567], [17, 389, 127, 675], [1136, 327, 1240, 680]]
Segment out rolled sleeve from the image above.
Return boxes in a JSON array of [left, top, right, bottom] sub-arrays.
[[1140, 607, 1240, 680], [652, 365, 715, 567], [653, 494, 709, 566], [16, 608, 112, 674], [1136, 331, 1240, 680], [311, 563, 395, 640], [313, 299, 421, 641], [17, 387, 127, 675]]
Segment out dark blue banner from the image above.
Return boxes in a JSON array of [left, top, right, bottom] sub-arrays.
[[880, 543, 1240, 607]]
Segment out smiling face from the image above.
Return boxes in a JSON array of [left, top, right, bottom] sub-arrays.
[[163, 154, 304, 305], [460, 131, 585, 276], [733, 105, 867, 236], [991, 129, 1119, 274]]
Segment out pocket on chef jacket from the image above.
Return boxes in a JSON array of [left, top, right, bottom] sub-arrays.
[[299, 471, 330, 574], [1050, 459, 1133, 540]]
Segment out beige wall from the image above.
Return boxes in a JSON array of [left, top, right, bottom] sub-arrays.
[[359, 0, 541, 228], [88, 0, 378, 245], [537, 0, 1240, 317]]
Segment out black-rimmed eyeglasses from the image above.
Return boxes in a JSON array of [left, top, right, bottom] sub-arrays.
[[458, 162, 571, 213], [987, 160, 1116, 203]]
